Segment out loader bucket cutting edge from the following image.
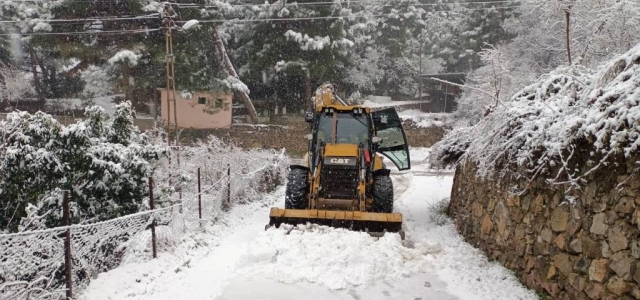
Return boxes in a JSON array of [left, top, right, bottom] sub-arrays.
[[267, 208, 404, 239]]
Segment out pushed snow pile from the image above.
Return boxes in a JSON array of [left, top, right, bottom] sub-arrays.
[[236, 224, 440, 290], [431, 43, 640, 177]]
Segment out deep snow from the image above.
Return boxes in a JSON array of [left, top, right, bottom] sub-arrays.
[[81, 148, 536, 300]]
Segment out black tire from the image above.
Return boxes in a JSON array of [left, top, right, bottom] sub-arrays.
[[285, 168, 309, 209], [372, 175, 394, 213]]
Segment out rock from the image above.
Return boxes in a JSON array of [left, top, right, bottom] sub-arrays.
[[601, 242, 613, 260], [608, 226, 629, 253], [609, 252, 634, 280], [472, 202, 484, 218], [481, 214, 493, 236], [593, 202, 607, 213], [589, 259, 609, 282], [532, 194, 543, 213], [543, 282, 560, 297], [540, 227, 554, 243], [566, 219, 581, 236], [586, 283, 604, 299], [615, 197, 635, 214], [553, 253, 574, 277], [574, 256, 591, 274], [591, 213, 608, 235], [569, 238, 583, 254], [547, 265, 558, 280], [631, 287, 640, 299], [568, 272, 587, 291], [606, 210, 620, 224], [634, 209, 640, 230], [550, 207, 570, 232], [634, 263, 640, 284], [581, 234, 602, 259], [632, 241, 640, 259], [556, 234, 567, 250], [522, 196, 531, 212], [495, 202, 510, 238], [606, 276, 632, 296], [506, 195, 520, 207]]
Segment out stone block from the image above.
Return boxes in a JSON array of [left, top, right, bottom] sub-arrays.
[[609, 251, 634, 281], [615, 197, 636, 215], [608, 226, 629, 253], [540, 227, 553, 243], [555, 234, 567, 250], [581, 234, 602, 259], [547, 265, 558, 280], [586, 283, 604, 299], [553, 253, 575, 277], [606, 276, 632, 296], [481, 214, 493, 236], [591, 213, 607, 235], [574, 256, 591, 274], [550, 207, 570, 232], [589, 258, 609, 282], [569, 238, 583, 254]]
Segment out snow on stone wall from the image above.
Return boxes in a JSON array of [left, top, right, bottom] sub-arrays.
[[442, 44, 640, 299]]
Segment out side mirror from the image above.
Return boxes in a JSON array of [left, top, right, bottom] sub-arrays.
[[305, 134, 313, 140], [372, 136, 383, 144], [304, 111, 313, 123]]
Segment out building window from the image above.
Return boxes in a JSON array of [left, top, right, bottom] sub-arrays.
[[198, 97, 207, 105], [214, 99, 223, 108]]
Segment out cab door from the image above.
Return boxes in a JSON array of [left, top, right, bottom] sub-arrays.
[[372, 108, 411, 171]]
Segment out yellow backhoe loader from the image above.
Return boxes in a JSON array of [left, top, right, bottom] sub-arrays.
[[267, 84, 411, 239]]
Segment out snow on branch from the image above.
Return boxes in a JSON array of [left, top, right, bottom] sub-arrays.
[[431, 43, 640, 184]]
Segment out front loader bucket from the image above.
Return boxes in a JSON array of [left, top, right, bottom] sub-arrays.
[[267, 208, 405, 240]]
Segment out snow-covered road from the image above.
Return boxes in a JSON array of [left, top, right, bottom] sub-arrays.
[[81, 150, 537, 300]]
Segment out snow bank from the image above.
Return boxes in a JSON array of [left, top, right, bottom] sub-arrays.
[[236, 224, 440, 290], [431, 43, 640, 178]]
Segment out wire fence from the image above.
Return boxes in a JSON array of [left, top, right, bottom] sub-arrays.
[[0, 149, 288, 300]]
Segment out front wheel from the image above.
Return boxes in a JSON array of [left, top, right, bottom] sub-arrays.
[[372, 175, 393, 213], [285, 168, 309, 209]]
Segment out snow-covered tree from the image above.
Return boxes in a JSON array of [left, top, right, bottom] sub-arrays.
[[0, 102, 167, 232]]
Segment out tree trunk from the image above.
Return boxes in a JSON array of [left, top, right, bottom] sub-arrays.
[[212, 27, 259, 124], [29, 47, 43, 101], [565, 9, 572, 65]]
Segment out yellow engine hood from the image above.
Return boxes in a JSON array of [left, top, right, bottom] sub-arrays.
[[323, 143, 359, 157]]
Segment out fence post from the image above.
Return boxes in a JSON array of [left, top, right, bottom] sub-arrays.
[[63, 190, 73, 300], [197, 167, 202, 220], [149, 177, 157, 259], [227, 164, 231, 205]]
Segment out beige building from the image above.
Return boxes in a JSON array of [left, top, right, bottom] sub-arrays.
[[158, 88, 233, 129]]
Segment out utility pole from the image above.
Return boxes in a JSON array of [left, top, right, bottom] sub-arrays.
[[163, 3, 178, 146], [419, 41, 423, 111]]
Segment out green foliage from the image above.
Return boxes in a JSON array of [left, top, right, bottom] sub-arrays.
[[0, 101, 167, 232]]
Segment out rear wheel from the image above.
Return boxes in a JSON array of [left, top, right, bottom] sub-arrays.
[[285, 168, 309, 209], [372, 175, 393, 213]]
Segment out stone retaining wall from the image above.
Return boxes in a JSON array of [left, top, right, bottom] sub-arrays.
[[450, 158, 640, 299]]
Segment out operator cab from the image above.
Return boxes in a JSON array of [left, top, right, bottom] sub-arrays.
[[308, 107, 410, 171]]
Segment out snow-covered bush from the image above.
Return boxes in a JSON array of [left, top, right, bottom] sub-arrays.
[[431, 43, 640, 183], [0, 101, 167, 232]]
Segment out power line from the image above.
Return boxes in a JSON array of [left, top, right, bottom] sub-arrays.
[[0, 28, 159, 36], [0, 14, 160, 24], [195, 5, 522, 23], [0, 4, 521, 36], [177, 0, 528, 8]]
